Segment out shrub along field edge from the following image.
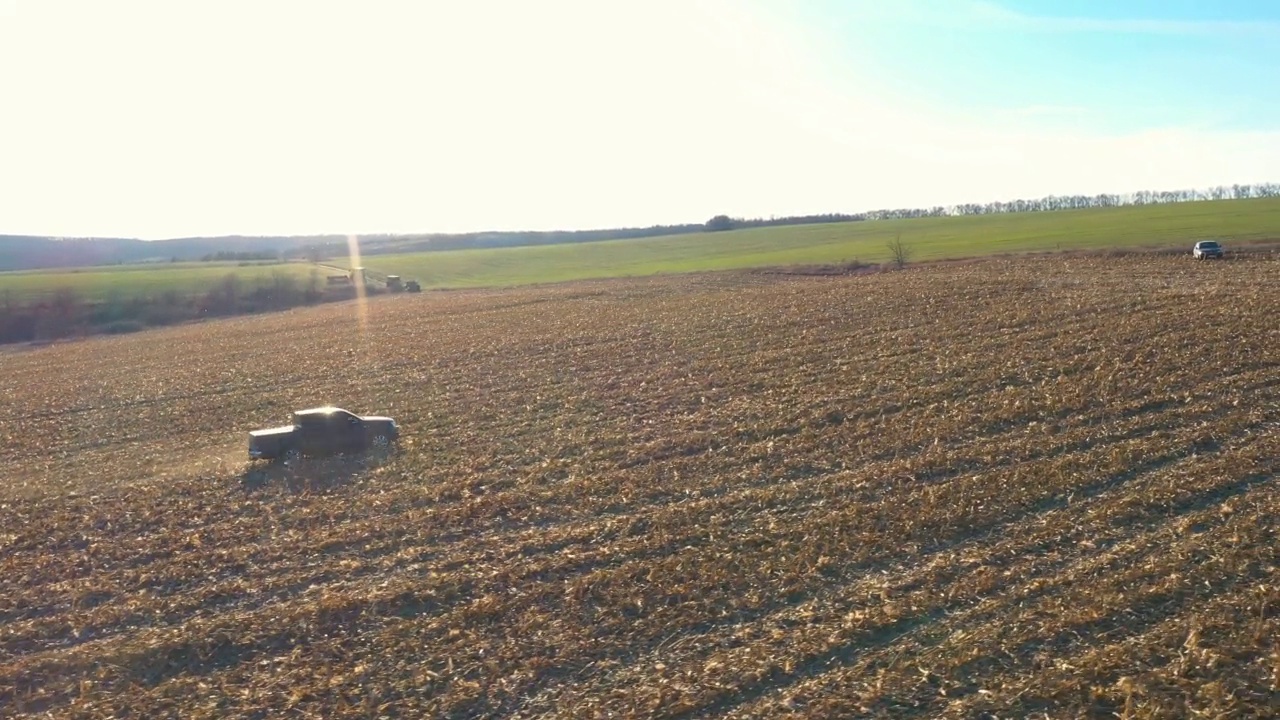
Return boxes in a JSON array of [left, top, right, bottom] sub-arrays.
[[0, 271, 383, 346]]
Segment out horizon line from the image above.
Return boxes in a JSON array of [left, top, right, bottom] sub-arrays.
[[4, 179, 1278, 244]]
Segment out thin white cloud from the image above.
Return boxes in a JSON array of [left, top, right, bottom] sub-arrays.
[[1010, 105, 1089, 117], [966, 1, 1280, 36]]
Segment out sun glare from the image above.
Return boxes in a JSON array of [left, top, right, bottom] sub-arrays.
[[346, 234, 368, 337]]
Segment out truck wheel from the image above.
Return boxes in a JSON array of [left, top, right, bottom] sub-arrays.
[[282, 448, 302, 465], [371, 434, 391, 450]]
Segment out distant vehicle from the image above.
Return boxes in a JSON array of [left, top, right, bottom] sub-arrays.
[[248, 407, 399, 463], [1193, 240, 1224, 259], [405, 280, 422, 293]]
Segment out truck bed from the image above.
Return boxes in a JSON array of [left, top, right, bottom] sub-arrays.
[[248, 425, 295, 459]]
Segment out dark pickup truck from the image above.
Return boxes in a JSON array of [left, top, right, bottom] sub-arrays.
[[249, 407, 399, 462]]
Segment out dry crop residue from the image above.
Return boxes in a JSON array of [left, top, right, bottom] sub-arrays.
[[1, 255, 1278, 718]]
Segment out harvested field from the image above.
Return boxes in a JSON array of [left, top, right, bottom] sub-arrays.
[[2, 254, 1278, 718]]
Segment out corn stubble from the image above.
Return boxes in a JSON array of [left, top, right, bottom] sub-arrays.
[[1, 255, 1277, 718]]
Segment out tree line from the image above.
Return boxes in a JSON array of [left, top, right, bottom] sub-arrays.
[[273, 181, 1279, 258], [705, 182, 1280, 230], [199, 250, 282, 262]]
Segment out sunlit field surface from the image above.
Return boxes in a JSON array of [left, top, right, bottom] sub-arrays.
[[2, 254, 1277, 718]]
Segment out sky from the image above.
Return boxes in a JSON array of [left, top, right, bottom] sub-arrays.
[[1, 0, 1278, 239]]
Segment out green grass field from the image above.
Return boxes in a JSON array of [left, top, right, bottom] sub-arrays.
[[0, 262, 324, 302], [349, 197, 1280, 288], [4, 197, 1279, 301]]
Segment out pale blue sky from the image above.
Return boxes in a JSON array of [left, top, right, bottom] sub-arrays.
[[797, 0, 1280, 133], [1, 0, 1278, 239]]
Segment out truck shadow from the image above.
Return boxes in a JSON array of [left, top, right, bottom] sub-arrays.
[[238, 452, 391, 494]]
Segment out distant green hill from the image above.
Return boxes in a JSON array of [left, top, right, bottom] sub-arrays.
[[0, 262, 322, 302], [0, 235, 339, 271], [346, 197, 1280, 289]]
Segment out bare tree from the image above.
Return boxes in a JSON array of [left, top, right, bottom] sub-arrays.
[[887, 234, 912, 269]]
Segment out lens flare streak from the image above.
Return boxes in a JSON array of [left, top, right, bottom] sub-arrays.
[[347, 234, 368, 338]]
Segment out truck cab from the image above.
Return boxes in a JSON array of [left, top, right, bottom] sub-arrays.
[[248, 407, 399, 462]]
